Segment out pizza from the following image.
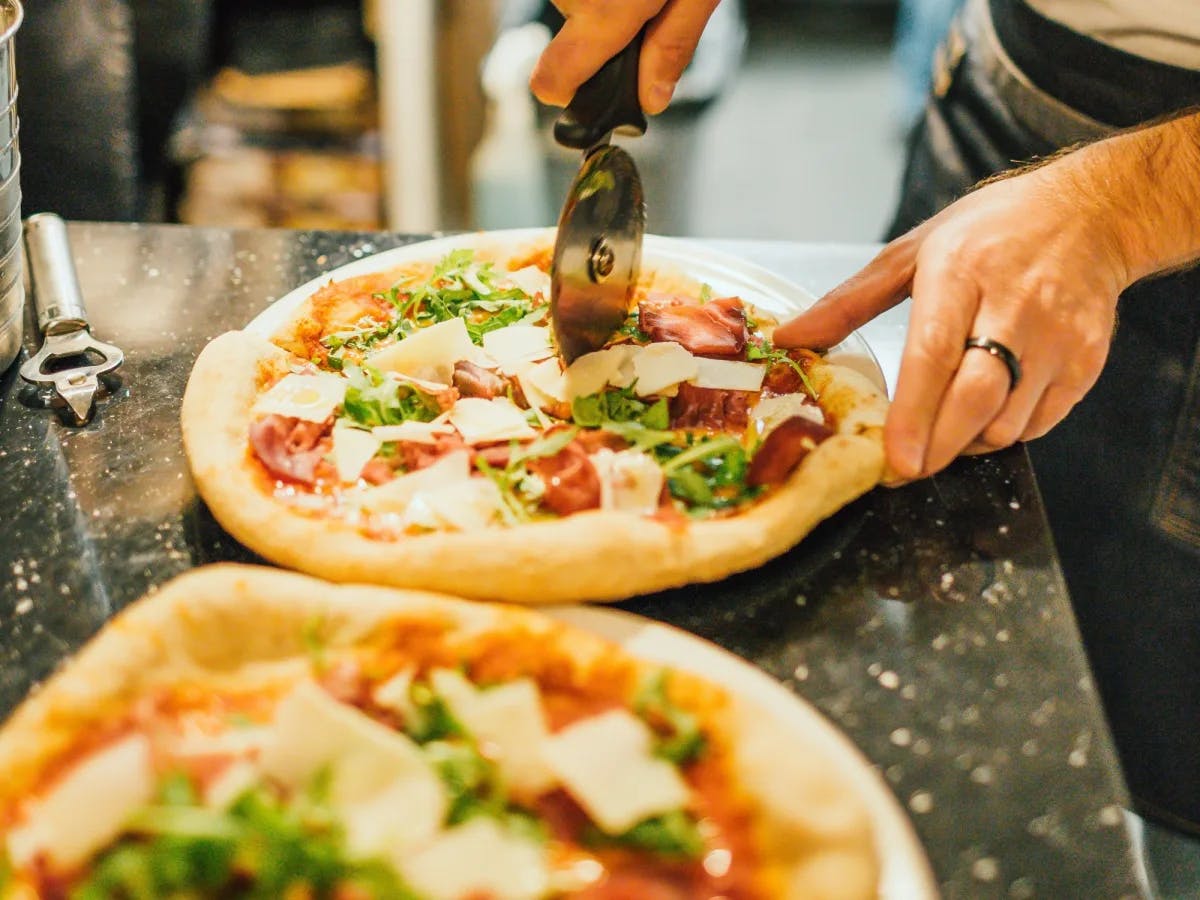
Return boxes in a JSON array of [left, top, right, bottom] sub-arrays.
[[0, 565, 878, 899], [181, 238, 887, 603]]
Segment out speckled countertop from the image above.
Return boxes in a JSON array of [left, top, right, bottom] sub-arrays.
[[0, 224, 1145, 899]]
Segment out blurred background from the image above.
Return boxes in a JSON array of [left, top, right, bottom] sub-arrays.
[[18, 0, 964, 241]]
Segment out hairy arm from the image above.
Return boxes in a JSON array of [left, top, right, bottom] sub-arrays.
[[774, 107, 1200, 480]]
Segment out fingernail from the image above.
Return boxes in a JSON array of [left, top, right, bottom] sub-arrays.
[[893, 440, 924, 478], [646, 81, 675, 115]]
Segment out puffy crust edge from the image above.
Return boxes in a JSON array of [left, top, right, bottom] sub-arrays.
[[180, 331, 886, 604], [0, 564, 878, 900]]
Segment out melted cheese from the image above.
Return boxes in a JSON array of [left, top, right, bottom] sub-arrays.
[[590, 448, 664, 515], [428, 669, 556, 797], [366, 317, 475, 384], [400, 818, 551, 900], [692, 357, 766, 392], [6, 734, 155, 870], [542, 709, 691, 834], [356, 450, 472, 515], [448, 397, 536, 444], [630, 342, 698, 397], [252, 371, 346, 422], [482, 325, 554, 373], [332, 422, 382, 482]]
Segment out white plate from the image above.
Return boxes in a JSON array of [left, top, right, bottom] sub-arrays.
[[545, 605, 939, 900], [245, 229, 887, 394]]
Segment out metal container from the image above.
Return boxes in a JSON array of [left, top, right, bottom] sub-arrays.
[[0, 0, 21, 374]]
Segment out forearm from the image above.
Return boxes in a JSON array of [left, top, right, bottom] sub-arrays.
[[1060, 108, 1200, 285]]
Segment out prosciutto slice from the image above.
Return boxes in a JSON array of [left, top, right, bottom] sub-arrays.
[[746, 415, 834, 486], [670, 382, 750, 431], [638, 296, 748, 357], [452, 359, 509, 400], [249, 414, 333, 484], [528, 441, 602, 515]]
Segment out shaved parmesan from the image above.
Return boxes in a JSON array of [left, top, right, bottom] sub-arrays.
[[449, 397, 537, 444], [630, 342, 698, 397], [371, 420, 455, 444], [332, 422, 382, 483], [404, 478, 504, 532], [259, 681, 433, 791], [357, 450, 472, 514], [7, 734, 154, 870], [252, 372, 345, 423], [482, 325, 554, 373], [428, 669, 556, 796], [401, 817, 551, 900], [372, 667, 417, 719], [341, 771, 447, 859], [366, 317, 475, 384], [752, 394, 825, 436], [542, 709, 691, 834], [204, 760, 260, 810], [521, 357, 567, 404], [691, 357, 766, 392], [562, 345, 635, 400], [590, 449, 665, 516], [505, 265, 552, 299]]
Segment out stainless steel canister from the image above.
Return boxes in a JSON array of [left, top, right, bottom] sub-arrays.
[[0, 0, 22, 374]]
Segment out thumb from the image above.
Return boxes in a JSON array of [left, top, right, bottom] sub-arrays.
[[773, 227, 925, 349]]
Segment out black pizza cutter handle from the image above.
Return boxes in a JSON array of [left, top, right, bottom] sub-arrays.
[[553, 28, 648, 151]]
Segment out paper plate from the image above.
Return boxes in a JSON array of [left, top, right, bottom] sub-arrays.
[[244, 228, 887, 393], [545, 604, 940, 900]]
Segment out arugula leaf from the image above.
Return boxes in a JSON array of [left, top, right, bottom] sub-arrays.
[[423, 740, 501, 826], [572, 386, 669, 430], [634, 671, 706, 765], [618, 308, 650, 342], [509, 426, 578, 468], [599, 420, 677, 451], [656, 436, 761, 513], [746, 339, 817, 398], [405, 680, 467, 743], [340, 365, 441, 428], [584, 810, 705, 859], [73, 773, 421, 899]]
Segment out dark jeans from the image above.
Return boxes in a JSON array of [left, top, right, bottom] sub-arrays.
[[889, 0, 1200, 832]]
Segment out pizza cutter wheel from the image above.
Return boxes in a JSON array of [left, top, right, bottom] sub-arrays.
[[19, 213, 123, 425]]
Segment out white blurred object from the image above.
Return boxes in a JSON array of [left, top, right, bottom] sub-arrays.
[[471, 23, 552, 229]]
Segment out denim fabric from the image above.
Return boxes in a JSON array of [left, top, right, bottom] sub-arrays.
[[889, 0, 1200, 831]]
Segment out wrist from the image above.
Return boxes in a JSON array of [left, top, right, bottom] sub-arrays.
[[1060, 111, 1200, 286]]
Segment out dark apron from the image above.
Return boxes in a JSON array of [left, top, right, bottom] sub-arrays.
[[889, 0, 1200, 833]]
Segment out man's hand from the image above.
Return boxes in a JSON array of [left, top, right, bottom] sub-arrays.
[[530, 0, 720, 114], [775, 160, 1135, 481]]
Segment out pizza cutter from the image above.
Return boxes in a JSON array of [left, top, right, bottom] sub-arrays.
[[550, 30, 648, 364], [19, 213, 123, 425]]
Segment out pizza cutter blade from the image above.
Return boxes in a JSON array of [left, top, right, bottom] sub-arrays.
[[550, 30, 648, 365], [18, 213, 123, 425]]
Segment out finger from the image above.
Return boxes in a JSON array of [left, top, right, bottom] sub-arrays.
[[1022, 383, 1084, 440], [884, 251, 981, 479], [919, 347, 1011, 474], [774, 224, 930, 350], [974, 365, 1051, 451], [531, 3, 661, 107], [639, 0, 721, 114]]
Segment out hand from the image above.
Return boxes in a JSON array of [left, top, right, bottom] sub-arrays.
[[774, 161, 1134, 481], [530, 0, 721, 114]]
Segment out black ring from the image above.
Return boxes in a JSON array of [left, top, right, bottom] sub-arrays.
[[965, 336, 1022, 391]]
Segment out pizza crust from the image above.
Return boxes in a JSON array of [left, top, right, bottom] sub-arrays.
[[0, 564, 879, 899], [182, 331, 884, 604]]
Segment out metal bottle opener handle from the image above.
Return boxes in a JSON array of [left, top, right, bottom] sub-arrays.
[[19, 213, 123, 424]]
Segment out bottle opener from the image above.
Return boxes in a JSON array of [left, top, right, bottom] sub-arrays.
[[19, 213, 123, 425]]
